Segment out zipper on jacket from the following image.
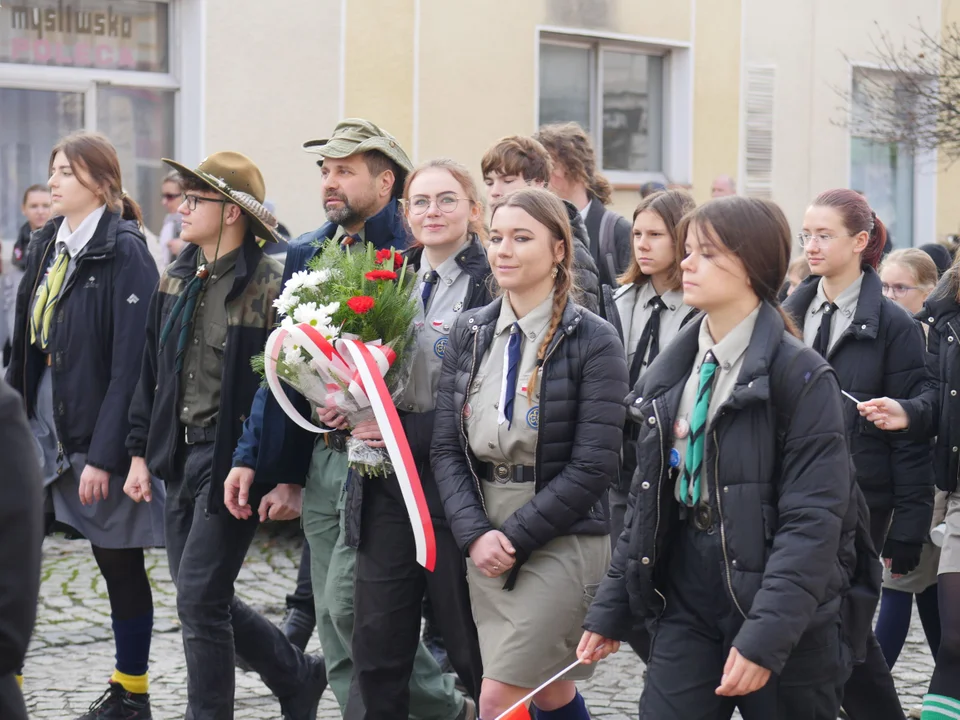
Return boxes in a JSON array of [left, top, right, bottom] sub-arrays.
[[712, 426, 747, 618], [651, 398, 667, 617], [532, 332, 568, 489], [460, 328, 487, 514]]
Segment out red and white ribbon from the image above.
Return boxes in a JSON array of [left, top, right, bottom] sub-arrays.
[[264, 323, 436, 570]]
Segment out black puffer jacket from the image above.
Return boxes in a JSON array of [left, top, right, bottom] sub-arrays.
[[783, 267, 933, 547], [563, 201, 600, 314], [583, 302, 860, 675], [342, 236, 493, 547], [431, 296, 628, 570], [900, 270, 960, 493]]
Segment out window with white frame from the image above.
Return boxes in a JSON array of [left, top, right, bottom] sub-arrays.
[[849, 68, 916, 248], [0, 0, 178, 241], [538, 37, 667, 180]]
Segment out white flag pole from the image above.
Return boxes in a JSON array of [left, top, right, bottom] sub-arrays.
[[492, 658, 585, 720]]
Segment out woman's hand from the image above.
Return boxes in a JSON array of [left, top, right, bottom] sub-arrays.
[[79, 465, 111, 506], [716, 647, 771, 697], [316, 405, 349, 430], [468, 530, 516, 577], [577, 631, 620, 664], [352, 418, 384, 448], [124, 457, 152, 503], [857, 397, 909, 431]]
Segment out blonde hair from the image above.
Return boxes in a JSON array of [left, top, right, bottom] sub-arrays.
[[403, 158, 486, 244], [880, 248, 938, 292], [490, 187, 574, 400], [788, 256, 811, 283]]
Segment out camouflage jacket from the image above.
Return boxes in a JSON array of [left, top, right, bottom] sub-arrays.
[[127, 238, 282, 513]]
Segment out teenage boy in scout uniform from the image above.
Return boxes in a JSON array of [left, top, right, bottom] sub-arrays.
[[125, 152, 326, 719], [226, 119, 474, 720]]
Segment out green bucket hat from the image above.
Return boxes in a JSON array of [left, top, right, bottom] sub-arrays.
[[162, 151, 282, 243], [302, 118, 414, 173]]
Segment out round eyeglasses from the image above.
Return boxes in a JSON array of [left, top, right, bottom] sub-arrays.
[[407, 194, 469, 215]]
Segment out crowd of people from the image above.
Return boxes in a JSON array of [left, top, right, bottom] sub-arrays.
[[0, 114, 957, 720]]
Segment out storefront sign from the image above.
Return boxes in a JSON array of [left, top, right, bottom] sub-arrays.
[[0, 1, 168, 71]]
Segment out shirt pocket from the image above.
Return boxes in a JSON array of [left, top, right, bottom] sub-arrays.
[[515, 372, 540, 431], [423, 319, 451, 361], [205, 321, 228, 356]]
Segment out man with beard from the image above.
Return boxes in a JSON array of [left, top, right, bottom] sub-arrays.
[[226, 119, 473, 720]]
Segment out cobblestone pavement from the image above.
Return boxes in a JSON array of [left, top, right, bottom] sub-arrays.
[[25, 527, 936, 719]]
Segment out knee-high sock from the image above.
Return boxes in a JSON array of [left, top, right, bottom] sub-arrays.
[[534, 691, 589, 720]]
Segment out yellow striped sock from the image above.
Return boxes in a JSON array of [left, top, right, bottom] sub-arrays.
[[15, 674, 22, 689], [110, 669, 148, 695]]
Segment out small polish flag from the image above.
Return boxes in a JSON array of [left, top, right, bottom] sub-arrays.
[[432, 319, 444, 328], [498, 703, 531, 720]]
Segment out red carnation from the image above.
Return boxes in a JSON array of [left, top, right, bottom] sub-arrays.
[[393, 251, 404, 269], [347, 296, 376, 314], [375, 248, 392, 265], [365, 269, 398, 281]]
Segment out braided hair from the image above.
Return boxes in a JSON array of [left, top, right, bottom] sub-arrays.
[[489, 187, 575, 400]]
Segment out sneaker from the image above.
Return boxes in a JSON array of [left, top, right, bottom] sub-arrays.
[[76, 682, 152, 720], [279, 654, 327, 720], [281, 607, 316, 653]]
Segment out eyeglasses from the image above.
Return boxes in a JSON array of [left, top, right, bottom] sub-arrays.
[[406, 194, 469, 215], [161, 192, 182, 202], [881, 283, 920, 299], [796, 232, 850, 247], [182, 193, 230, 212]]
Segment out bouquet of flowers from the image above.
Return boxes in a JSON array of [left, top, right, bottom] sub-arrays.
[[254, 240, 419, 477]]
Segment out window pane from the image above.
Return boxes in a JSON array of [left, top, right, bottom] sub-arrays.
[[0, 88, 84, 241], [850, 138, 914, 247], [602, 51, 663, 172], [97, 86, 175, 235], [0, 1, 169, 72], [539, 43, 591, 132]]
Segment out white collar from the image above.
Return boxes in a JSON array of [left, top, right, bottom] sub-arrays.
[[56, 205, 107, 258], [578, 199, 592, 220]]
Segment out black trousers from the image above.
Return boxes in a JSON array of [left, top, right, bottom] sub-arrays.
[[640, 521, 849, 720], [286, 540, 316, 618], [841, 504, 906, 720], [165, 443, 315, 718], [352, 475, 482, 719]]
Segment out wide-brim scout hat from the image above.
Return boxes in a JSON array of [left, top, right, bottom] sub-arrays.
[[302, 118, 414, 174], [162, 151, 282, 243]]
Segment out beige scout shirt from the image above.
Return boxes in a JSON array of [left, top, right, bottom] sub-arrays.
[[672, 304, 761, 504], [802, 273, 863, 354], [615, 282, 690, 371], [179, 247, 241, 427], [466, 292, 555, 467], [399, 241, 473, 413]]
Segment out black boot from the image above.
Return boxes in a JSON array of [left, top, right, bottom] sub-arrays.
[[281, 607, 316, 653], [76, 682, 151, 720], [279, 654, 327, 720]]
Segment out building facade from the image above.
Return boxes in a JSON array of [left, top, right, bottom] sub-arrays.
[[0, 0, 956, 251]]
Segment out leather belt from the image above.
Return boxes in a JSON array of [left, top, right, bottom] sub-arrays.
[[325, 431, 349, 454], [184, 425, 217, 445], [485, 462, 535, 484]]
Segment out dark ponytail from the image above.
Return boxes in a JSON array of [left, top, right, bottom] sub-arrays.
[[121, 193, 144, 227]]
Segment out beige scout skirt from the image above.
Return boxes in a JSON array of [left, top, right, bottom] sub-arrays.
[[465, 479, 611, 688]]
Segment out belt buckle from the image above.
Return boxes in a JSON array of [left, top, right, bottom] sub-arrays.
[[693, 504, 713, 532], [184, 427, 193, 446], [493, 462, 511, 484], [330, 432, 346, 453]]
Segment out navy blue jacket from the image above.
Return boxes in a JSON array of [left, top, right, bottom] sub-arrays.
[[5, 212, 158, 475], [232, 199, 412, 485]]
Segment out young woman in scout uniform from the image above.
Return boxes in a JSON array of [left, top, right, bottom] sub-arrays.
[[783, 189, 931, 720], [873, 250, 943, 674], [348, 159, 488, 718], [431, 187, 628, 720], [611, 189, 697, 547], [579, 196, 856, 720], [5, 131, 161, 719]]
